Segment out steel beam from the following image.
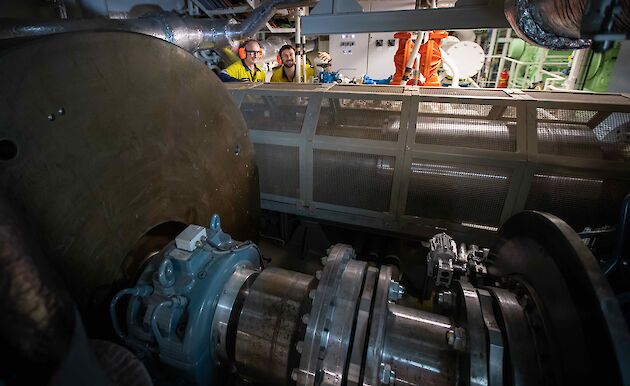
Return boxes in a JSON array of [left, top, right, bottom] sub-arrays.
[[301, 6, 510, 35]]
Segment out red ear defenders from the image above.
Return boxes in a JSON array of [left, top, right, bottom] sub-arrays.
[[238, 47, 263, 60]]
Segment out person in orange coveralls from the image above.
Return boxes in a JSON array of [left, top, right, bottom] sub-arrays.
[[391, 30, 448, 86]]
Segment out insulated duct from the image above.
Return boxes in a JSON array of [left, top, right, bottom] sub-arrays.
[[259, 36, 316, 63], [0, 0, 315, 52], [504, 0, 630, 49]]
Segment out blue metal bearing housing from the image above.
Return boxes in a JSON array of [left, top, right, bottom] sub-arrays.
[[117, 215, 261, 385]]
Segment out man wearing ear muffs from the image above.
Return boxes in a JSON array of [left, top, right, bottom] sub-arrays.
[[220, 39, 266, 82], [270, 44, 317, 82]]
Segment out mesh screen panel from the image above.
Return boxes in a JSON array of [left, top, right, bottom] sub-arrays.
[[241, 95, 309, 133], [419, 88, 509, 98], [405, 161, 511, 226], [313, 150, 395, 211], [254, 143, 300, 198], [525, 91, 629, 104], [537, 108, 597, 123], [317, 99, 402, 141], [538, 123, 605, 159], [592, 112, 630, 143], [255, 83, 322, 91], [525, 173, 630, 229], [503, 105, 517, 118], [415, 117, 516, 152], [330, 84, 405, 94], [537, 110, 630, 161], [418, 102, 492, 116]]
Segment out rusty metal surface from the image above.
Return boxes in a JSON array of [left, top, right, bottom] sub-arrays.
[[0, 32, 260, 309]]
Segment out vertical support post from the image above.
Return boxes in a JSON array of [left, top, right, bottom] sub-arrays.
[[300, 94, 323, 209], [302, 35, 308, 82], [295, 14, 303, 83], [508, 60, 517, 88], [564, 48, 590, 90], [482, 29, 498, 86], [494, 29, 511, 87]]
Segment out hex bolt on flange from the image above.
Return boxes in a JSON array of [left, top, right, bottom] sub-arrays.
[[446, 327, 467, 352], [388, 280, 404, 301], [379, 363, 396, 384]]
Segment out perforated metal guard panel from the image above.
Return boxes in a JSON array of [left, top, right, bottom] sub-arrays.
[[419, 88, 509, 98], [525, 173, 630, 229], [405, 161, 511, 226], [415, 102, 517, 152], [317, 99, 402, 141], [331, 84, 405, 94], [313, 150, 394, 211], [418, 102, 492, 116], [537, 110, 630, 161], [537, 108, 597, 123], [228, 84, 630, 235], [593, 113, 630, 161], [538, 123, 606, 159], [254, 143, 300, 198], [503, 106, 517, 118], [241, 95, 309, 133], [416, 117, 516, 151], [254, 83, 323, 91], [526, 91, 629, 104]]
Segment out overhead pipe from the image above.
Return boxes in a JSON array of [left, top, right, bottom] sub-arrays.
[[259, 36, 315, 63], [224, 0, 314, 45], [403, 31, 425, 82], [414, 44, 422, 85], [401, 0, 426, 83], [0, 0, 317, 52], [440, 47, 460, 87]]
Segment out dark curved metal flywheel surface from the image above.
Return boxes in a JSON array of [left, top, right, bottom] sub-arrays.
[[0, 31, 260, 308]]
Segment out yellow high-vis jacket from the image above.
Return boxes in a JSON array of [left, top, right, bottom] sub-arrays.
[[222, 60, 265, 82], [270, 64, 315, 82]]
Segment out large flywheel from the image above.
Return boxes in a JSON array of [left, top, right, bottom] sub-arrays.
[[0, 32, 260, 310]]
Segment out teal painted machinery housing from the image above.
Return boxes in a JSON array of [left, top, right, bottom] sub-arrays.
[[110, 215, 261, 385]]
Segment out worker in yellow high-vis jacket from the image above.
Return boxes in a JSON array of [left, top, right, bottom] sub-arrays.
[[220, 40, 265, 83]]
